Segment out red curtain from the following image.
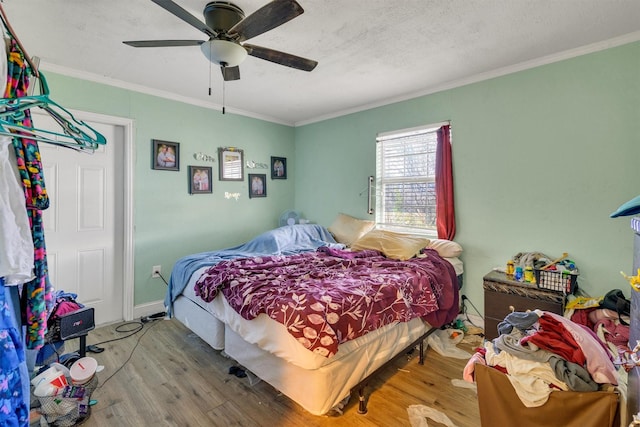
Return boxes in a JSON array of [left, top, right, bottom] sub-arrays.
[[435, 125, 455, 240]]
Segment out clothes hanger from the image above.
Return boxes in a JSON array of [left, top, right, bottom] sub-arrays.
[[0, 3, 106, 152], [0, 72, 107, 151]]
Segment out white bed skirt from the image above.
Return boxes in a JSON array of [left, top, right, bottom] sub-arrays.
[[172, 295, 225, 350], [224, 317, 431, 415]]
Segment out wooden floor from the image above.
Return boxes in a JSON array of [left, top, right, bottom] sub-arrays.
[[60, 319, 482, 427]]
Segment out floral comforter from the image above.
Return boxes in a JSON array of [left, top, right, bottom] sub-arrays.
[[194, 246, 458, 358]]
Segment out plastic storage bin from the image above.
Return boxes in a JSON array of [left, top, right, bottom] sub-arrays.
[[534, 268, 578, 294]]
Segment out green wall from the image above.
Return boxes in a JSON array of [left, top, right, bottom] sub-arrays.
[[41, 40, 640, 318], [295, 41, 640, 314], [42, 73, 296, 306]]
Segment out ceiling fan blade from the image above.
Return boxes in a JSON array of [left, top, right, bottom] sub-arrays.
[[221, 65, 241, 81], [123, 40, 204, 48], [151, 0, 217, 37], [229, 0, 304, 42], [244, 44, 317, 71]]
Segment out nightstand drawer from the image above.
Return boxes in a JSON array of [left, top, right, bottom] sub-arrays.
[[485, 289, 563, 321]]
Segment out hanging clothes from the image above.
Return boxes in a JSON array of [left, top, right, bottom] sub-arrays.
[[0, 34, 33, 284], [0, 135, 34, 284], [0, 278, 30, 427], [5, 38, 53, 349], [0, 33, 31, 425]]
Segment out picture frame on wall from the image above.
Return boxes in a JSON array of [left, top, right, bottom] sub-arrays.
[[271, 156, 287, 179], [248, 173, 267, 198], [152, 139, 180, 171], [188, 166, 213, 194], [218, 147, 244, 181]]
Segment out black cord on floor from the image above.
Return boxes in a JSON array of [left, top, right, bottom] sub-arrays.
[[95, 319, 162, 389], [90, 321, 144, 347]]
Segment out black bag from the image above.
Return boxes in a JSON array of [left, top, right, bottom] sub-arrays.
[[600, 289, 631, 325]]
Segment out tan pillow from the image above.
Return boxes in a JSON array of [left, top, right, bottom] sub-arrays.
[[427, 239, 463, 257], [351, 229, 430, 261], [328, 213, 375, 246]]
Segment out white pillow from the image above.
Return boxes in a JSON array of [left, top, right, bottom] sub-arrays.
[[427, 239, 463, 257], [327, 213, 375, 246], [351, 229, 430, 261]]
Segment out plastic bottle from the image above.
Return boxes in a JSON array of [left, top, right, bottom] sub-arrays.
[[506, 260, 515, 277], [524, 266, 534, 283], [514, 266, 524, 281]]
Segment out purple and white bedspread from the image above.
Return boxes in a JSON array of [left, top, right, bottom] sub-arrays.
[[194, 247, 459, 358]]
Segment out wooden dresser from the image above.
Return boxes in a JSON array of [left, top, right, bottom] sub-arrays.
[[483, 270, 566, 340]]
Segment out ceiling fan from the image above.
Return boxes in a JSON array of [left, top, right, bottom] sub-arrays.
[[123, 0, 318, 81]]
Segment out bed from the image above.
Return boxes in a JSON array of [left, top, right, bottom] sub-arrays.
[[165, 223, 463, 415]]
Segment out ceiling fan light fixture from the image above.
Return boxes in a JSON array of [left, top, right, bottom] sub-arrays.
[[200, 39, 247, 67]]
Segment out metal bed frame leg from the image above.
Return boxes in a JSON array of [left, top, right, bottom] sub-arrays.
[[358, 385, 368, 414], [352, 328, 434, 415]]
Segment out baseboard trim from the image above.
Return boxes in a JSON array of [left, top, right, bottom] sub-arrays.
[[133, 300, 165, 320]]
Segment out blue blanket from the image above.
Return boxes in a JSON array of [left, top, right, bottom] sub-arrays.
[[164, 224, 341, 314]]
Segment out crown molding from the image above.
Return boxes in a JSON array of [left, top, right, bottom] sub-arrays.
[[38, 62, 292, 126], [294, 31, 640, 127]]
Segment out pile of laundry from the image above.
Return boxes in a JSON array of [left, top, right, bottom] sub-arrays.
[[464, 309, 618, 407], [565, 291, 632, 370]]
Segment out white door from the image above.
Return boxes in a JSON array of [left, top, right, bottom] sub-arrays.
[[38, 112, 125, 326]]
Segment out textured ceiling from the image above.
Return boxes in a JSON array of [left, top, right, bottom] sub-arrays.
[[2, 0, 640, 125]]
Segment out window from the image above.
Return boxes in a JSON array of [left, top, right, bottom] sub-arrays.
[[375, 123, 448, 235]]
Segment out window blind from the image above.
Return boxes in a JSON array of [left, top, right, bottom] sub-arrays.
[[375, 129, 438, 232]]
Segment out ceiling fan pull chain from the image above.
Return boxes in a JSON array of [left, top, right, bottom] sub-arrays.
[[220, 61, 226, 114], [208, 42, 212, 96]]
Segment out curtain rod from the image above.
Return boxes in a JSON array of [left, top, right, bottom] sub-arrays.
[[377, 121, 450, 141]]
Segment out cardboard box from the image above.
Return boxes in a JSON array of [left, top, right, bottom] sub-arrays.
[[476, 364, 619, 427]]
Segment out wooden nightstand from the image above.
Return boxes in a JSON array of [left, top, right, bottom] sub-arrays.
[[483, 270, 566, 340]]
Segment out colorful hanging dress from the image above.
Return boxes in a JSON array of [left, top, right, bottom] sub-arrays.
[[0, 278, 29, 427], [5, 38, 53, 349]]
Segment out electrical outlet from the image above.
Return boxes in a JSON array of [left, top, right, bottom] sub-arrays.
[[152, 265, 161, 278]]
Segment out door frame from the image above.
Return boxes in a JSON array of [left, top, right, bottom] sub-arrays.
[[69, 109, 135, 322]]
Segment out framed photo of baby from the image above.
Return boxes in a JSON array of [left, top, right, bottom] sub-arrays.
[[152, 139, 180, 171], [189, 166, 212, 194], [248, 174, 267, 198], [271, 156, 287, 179]]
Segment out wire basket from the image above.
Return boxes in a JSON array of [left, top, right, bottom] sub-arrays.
[[35, 374, 97, 426], [534, 268, 578, 294]]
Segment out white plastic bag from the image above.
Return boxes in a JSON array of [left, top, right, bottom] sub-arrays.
[[407, 404, 459, 427], [425, 329, 472, 359]]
